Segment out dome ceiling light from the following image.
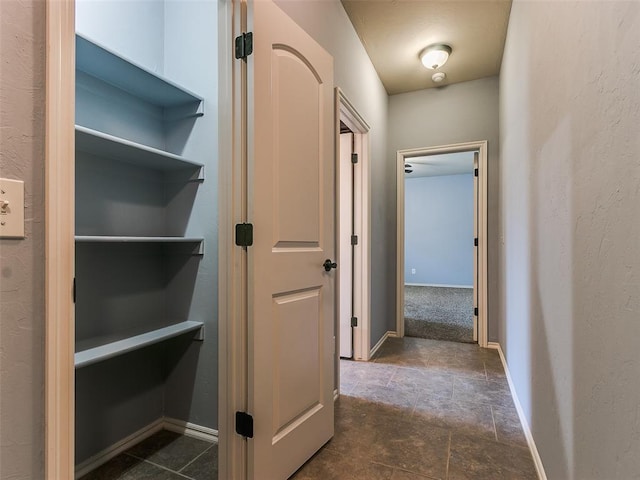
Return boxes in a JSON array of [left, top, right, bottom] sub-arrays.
[[420, 44, 452, 70]]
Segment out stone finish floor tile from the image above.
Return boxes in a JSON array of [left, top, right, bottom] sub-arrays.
[[448, 432, 538, 480], [79, 453, 189, 480], [83, 338, 536, 480], [301, 337, 537, 480], [290, 448, 395, 480], [81, 430, 216, 480], [180, 444, 219, 479], [126, 430, 212, 472]]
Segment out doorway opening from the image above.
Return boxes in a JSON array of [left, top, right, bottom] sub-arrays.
[[336, 89, 371, 363], [396, 142, 488, 348]]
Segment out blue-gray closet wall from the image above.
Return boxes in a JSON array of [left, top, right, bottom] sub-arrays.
[[74, 0, 218, 464]]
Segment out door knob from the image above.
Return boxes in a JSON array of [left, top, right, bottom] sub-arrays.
[[323, 259, 337, 272]]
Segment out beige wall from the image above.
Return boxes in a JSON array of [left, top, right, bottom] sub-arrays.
[[388, 76, 500, 341], [0, 0, 47, 478], [500, 1, 640, 477]]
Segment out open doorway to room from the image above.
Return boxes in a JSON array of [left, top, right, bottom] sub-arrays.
[[336, 89, 371, 363], [396, 142, 488, 348], [403, 151, 475, 343]]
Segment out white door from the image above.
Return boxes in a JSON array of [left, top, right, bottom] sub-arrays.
[[249, 1, 335, 478], [472, 151, 479, 342], [339, 133, 353, 358]]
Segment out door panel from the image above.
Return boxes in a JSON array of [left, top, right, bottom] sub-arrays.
[[249, 1, 335, 478], [338, 133, 353, 358]]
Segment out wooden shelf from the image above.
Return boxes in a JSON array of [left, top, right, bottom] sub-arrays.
[[76, 34, 203, 109], [75, 321, 204, 369], [76, 126, 204, 176]]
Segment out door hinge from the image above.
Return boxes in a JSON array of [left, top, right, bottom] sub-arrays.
[[474, 307, 478, 316], [235, 411, 254, 438], [351, 235, 358, 246], [235, 223, 254, 247], [474, 237, 478, 247], [351, 153, 358, 164], [351, 316, 358, 327], [474, 168, 479, 177], [235, 32, 253, 60], [73, 278, 76, 303]]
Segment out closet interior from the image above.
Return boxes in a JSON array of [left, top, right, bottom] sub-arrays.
[[73, 1, 219, 475]]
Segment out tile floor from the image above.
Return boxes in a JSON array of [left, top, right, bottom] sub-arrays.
[[81, 337, 536, 480], [291, 336, 538, 480], [80, 430, 217, 480]]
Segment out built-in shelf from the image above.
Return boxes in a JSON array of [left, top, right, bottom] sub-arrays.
[[75, 321, 204, 369], [75, 235, 204, 254], [75, 235, 204, 243], [76, 126, 204, 177], [76, 34, 203, 110]]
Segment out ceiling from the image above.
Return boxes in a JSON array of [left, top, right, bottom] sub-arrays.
[[341, 0, 512, 95], [404, 151, 474, 178]]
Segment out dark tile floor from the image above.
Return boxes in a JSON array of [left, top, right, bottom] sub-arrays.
[[81, 337, 536, 480], [80, 430, 217, 480], [291, 336, 538, 480]]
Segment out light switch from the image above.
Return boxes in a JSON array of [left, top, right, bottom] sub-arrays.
[[0, 178, 25, 239]]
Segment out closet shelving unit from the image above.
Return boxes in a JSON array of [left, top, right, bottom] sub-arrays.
[[74, 33, 205, 370]]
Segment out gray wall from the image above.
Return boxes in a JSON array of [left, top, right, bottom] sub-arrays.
[[405, 174, 474, 286], [389, 77, 500, 341], [274, 1, 393, 347], [0, 0, 46, 478], [499, 1, 640, 478]]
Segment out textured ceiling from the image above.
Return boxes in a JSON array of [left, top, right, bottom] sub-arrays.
[[341, 0, 512, 95]]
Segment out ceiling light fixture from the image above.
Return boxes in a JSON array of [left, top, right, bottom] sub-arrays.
[[420, 44, 452, 70]]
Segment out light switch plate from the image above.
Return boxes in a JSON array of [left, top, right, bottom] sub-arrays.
[[0, 178, 25, 239]]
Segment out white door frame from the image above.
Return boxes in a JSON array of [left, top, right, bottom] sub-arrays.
[[335, 89, 371, 362], [44, 1, 236, 477], [45, 1, 76, 478], [396, 141, 489, 348]]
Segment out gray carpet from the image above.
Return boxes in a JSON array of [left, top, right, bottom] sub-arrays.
[[404, 285, 474, 343]]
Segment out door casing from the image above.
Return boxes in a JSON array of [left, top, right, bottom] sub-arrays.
[[395, 141, 489, 348], [44, 0, 236, 477], [335, 89, 371, 363]]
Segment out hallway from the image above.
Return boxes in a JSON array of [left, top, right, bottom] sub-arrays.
[[292, 337, 537, 479]]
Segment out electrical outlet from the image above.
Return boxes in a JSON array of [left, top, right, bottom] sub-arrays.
[[411, 268, 416, 274]]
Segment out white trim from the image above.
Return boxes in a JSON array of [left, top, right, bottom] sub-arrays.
[[396, 141, 489, 347], [45, 1, 76, 478], [369, 330, 396, 358], [336, 88, 371, 362], [404, 283, 473, 289], [163, 417, 219, 443], [74, 418, 164, 479], [493, 344, 548, 480], [221, 1, 246, 479]]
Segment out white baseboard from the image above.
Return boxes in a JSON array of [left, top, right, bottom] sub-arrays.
[[74, 418, 164, 479], [75, 417, 217, 478], [369, 330, 395, 358], [404, 282, 473, 289], [163, 417, 218, 443], [493, 343, 547, 480]]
